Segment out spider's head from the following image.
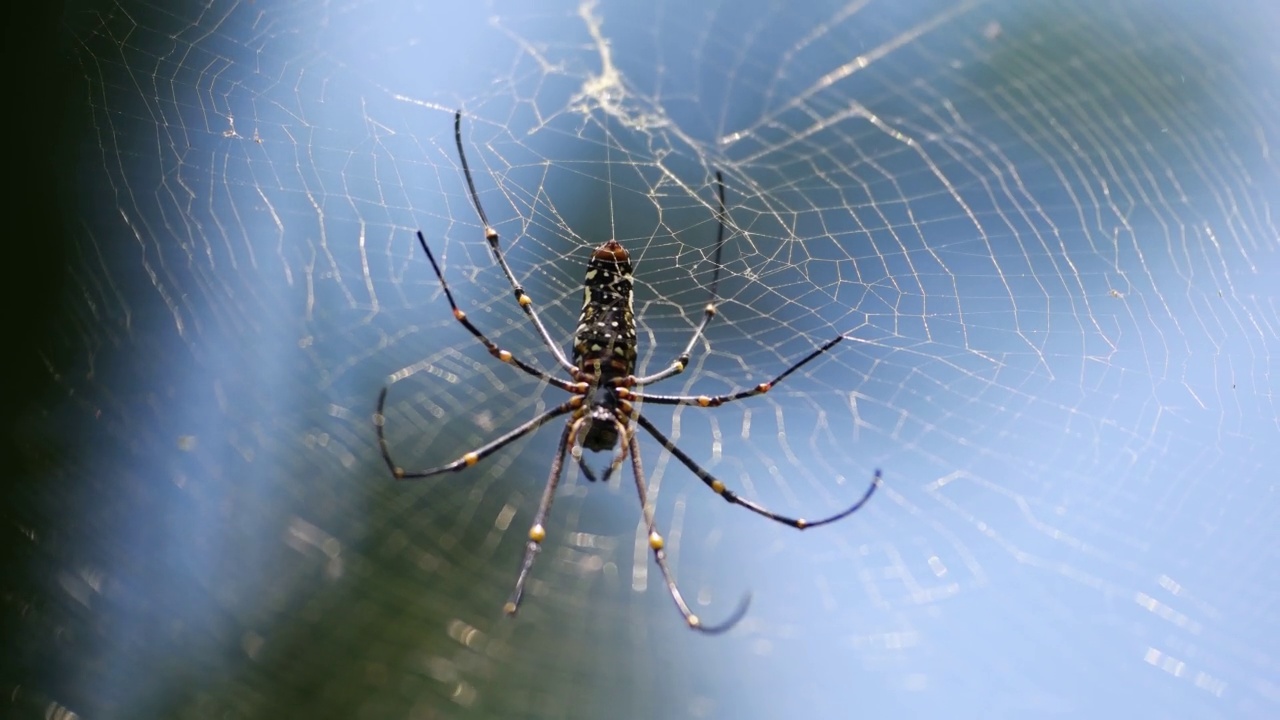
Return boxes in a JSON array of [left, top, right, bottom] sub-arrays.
[[580, 399, 620, 452]]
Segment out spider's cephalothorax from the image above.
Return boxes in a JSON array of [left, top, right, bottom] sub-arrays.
[[375, 111, 881, 635], [572, 239, 636, 453]]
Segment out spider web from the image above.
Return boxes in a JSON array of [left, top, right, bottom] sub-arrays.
[[12, 0, 1280, 717]]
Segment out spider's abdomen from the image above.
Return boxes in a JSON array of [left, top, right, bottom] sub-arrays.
[[573, 240, 636, 383]]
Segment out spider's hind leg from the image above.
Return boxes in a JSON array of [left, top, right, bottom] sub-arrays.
[[505, 422, 574, 615], [626, 432, 750, 634]]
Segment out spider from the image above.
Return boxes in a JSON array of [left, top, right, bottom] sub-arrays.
[[375, 111, 881, 634]]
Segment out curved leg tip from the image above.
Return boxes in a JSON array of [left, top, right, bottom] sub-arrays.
[[691, 592, 752, 635]]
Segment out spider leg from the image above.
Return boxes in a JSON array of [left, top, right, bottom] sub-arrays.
[[375, 389, 580, 480], [573, 454, 620, 485], [631, 171, 728, 387], [624, 335, 846, 408], [597, 460, 620, 485], [634, 413, 880, 530], [627, 431, 751, 634], [413, 231, 583, 393], [601, 418, 632, 481], [576, 457, 602, 483], [505, 422, 573, 616], [566, 416, 598, 482], [454, 111, 577, 375]]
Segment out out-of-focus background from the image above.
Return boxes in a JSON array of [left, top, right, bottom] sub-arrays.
[[6, 1, 1278, 718]]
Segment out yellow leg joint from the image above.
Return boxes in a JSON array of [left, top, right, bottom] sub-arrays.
[[529, 524, 546, 543], [648, 531, 664, 550]]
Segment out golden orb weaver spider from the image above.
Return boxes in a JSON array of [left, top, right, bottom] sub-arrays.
[[375, 111, 881, 634]]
